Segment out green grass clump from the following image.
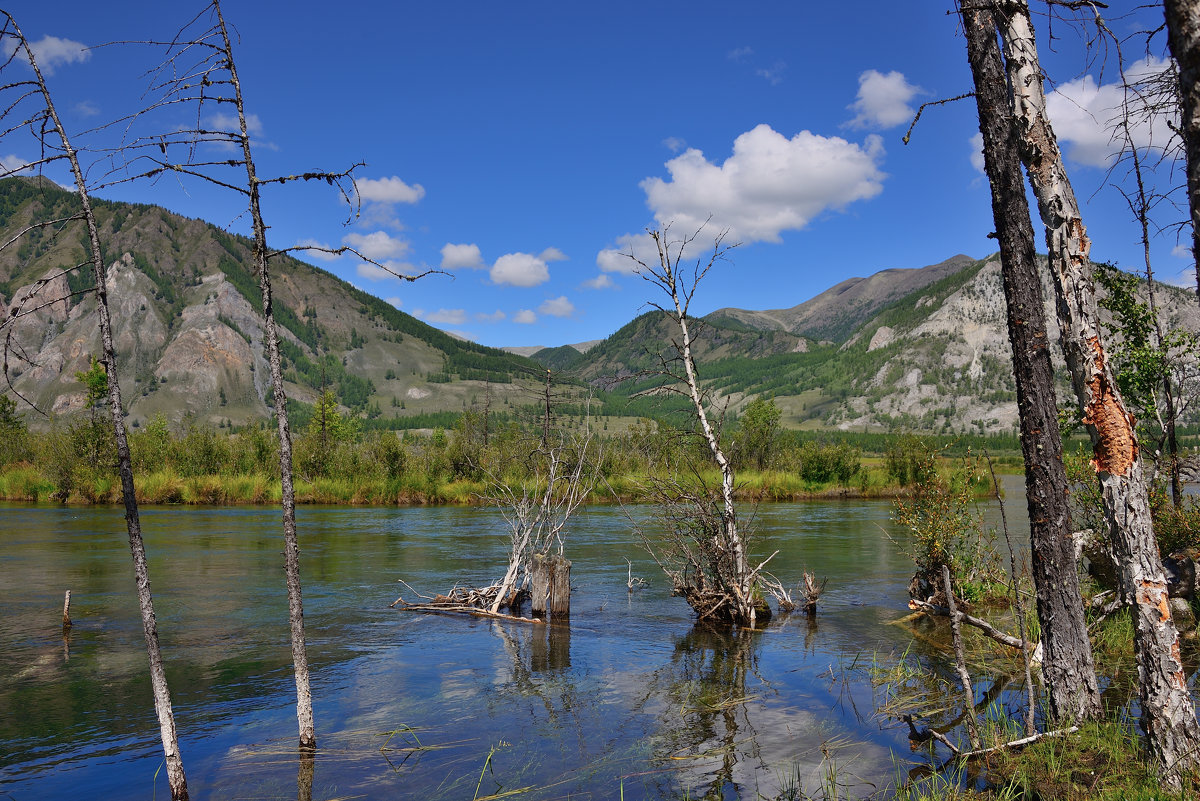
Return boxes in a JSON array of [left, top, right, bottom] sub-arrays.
[[0, 466, 52, 501], [983, 720, 1197, 800]]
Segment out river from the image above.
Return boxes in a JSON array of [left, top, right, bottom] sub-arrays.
[[0, 481, 1123, 799]]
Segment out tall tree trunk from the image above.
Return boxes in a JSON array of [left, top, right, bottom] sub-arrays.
[[1163, 0, 1200, 305], [649, 231, 753, 626], [959, 1, 1101, 724], [8, 15, 191, 799], [996, 0, 1200, 781], [213, 0, 315, 751]]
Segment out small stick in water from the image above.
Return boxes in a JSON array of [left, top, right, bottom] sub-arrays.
[[62, 590, 72, 632]]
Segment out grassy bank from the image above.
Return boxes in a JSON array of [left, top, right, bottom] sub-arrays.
[[0, 463, 929, 506]]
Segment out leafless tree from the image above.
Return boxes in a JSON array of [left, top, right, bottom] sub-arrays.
[[994, 0, 1200, 782], [104, 0, 431, 752], [0, 12, 190, 799], [485, 432, 599, 615], [625, 225, 776, 627]]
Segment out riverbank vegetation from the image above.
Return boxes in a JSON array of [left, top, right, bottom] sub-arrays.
[[0, 392, 1026, 506]]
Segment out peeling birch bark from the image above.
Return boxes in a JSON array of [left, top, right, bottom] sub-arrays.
[[959, 1, 1100, 724], [996, 0, 1200, 781]]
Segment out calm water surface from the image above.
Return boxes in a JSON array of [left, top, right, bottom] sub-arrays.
[[0, 485, 1054, 800]]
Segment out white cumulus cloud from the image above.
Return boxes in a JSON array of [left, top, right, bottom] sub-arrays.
[[385, 297, 403, 309], [477, 310, 506, 323], [491, 253, 550, 287], [343, 230, 411, 261], [538, 246, 568, 263], [539, 296, 576, 317], [441, 242, 485, 270], [514, 309, 537, 324], [356, 175, 425, 204], [1046, 57, 1176, 168], [356, 263, 394, 281], [0, 154, 32, 177], [640, 123, 886, 244], [846, 69, 922, 130]]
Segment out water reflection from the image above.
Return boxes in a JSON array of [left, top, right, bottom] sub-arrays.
[[0, 498, 1000, 800], [646, 622, 768, 800]]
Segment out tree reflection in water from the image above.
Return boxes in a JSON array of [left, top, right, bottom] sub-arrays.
[[639, 622, 769, 800]]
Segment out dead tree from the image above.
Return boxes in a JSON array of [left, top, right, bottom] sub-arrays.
[[626, 226, 774, 627], [0, 14, 190, 799], [1163, 0, 1200, 305], [109, 0, 428, 751], [958, 0, 1101, 724], [486, 433, 598, 616], [995, 0, 1200, 781], [393, 432, 599, 620]]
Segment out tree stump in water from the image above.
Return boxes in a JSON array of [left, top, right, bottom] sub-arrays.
[[531, 554, 571, 619]]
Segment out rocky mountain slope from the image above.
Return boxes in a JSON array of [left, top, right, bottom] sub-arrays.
[[3, 177, 1195, 437], [0, 178, 540, 428], [540, 254, 1199, 435]]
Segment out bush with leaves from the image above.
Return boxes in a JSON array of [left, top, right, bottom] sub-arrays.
[[885, 434, 939, 487], [893, 452, 1002, 604], [795, 440, 862, 485]]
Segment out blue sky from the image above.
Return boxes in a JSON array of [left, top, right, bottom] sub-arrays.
[[6, 1, 1192, 348]]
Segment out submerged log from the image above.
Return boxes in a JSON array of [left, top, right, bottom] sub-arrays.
[[531, 554, 571, 619]]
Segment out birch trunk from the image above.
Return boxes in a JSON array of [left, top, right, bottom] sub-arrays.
[[960, 2, 1100, 724], [996, 0, 1200, 779], [1163, 0, 1200, 305], [650, 231, 754, 626], [214, 1, 314, 751], [9, 17, 191, 799]]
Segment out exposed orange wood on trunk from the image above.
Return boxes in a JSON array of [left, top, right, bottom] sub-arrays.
[[1083, 338, 1136, 476]]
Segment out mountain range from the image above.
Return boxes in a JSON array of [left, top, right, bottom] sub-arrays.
[[2, 177, 1196, 436]]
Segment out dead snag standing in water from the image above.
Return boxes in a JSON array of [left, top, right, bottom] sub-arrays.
[[394, 433, 598, 623], [0, 15, 190, 798], [623, 225, 798, 627], [112, 0, 433, 752]]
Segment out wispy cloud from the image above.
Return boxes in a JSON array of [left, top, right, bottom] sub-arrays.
[[756, 60, 786, 86], [582, 273, 617, 290], [423, 308, 468, 325]]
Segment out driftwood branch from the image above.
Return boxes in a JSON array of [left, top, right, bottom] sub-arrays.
[[907, 598, 1036, 653], [943, 565, 981, 750]]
